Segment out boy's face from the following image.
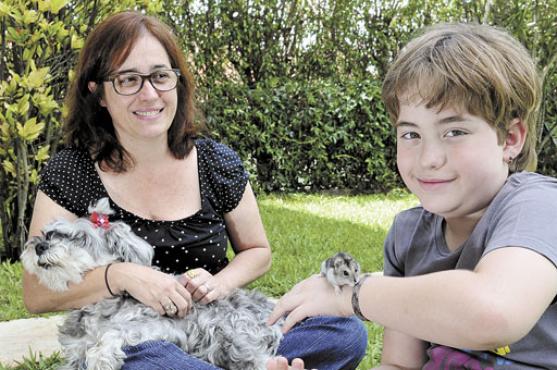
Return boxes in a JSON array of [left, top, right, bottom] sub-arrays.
[[396, 100, 510, 221]]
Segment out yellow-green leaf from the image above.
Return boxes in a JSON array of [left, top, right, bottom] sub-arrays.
[[30, 169, 39, 184], [17, 96, 30, 115], [61, 103, 69, 118], [23, 10, 38, 24], [2, 159, 16, 177], [38, 0, 49, 12], [36, 94, 59, 115], [23, 47, 34, 61], [0, 2, 13, 17], [71, 34, 84, 50], [35, 145, 50, 162], [50, 0, 69, 14], [17, 117, 45, 141], [57, 26, 69, 41], [27, 67, 50, 89], [39, 0, 69, 14]]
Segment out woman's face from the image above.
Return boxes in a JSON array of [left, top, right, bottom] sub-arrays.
[[99, 32, 178, 147]]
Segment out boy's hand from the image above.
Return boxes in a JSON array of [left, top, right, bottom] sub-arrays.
[[267, 274, 354, 333]]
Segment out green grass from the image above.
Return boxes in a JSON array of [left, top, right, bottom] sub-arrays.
[[0, 261, 27, 322], [0, 191, 417, 369]]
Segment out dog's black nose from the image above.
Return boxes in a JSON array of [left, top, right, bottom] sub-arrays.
[[35, 242, 49, 256]]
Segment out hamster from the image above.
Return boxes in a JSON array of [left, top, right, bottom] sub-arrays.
[[320, 252, 361, 294]]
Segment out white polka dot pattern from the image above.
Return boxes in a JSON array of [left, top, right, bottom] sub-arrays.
[[38, 138, 249, 275]]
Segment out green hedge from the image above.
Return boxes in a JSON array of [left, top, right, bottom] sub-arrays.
[[203, 78, 399, 193]]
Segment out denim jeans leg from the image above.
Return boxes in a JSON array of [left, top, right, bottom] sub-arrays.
[[122, 340, 222, 370], [277, 315, 368, 370]]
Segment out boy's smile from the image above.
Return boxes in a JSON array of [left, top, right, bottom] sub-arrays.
[[417, 177, 456, 191], [395, 100, 511, 225]]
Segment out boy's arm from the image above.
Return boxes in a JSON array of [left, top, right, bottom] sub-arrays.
[[269, 246, 557, 350], [375, 328, 427, 369], [359, 246, 557, 350]]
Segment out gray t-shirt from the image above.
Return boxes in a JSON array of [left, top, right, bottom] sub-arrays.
[[384, 171, 557, 369]]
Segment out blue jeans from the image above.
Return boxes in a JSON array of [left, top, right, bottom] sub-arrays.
[[122, 316, 367, 370]]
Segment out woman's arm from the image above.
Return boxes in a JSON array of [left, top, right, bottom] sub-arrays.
[[23, 190, 107, 313], [23, 191, 193, 317], [218, 182, 272, 285], [185, 182, 272, 303], [269, 246, 557, 350]]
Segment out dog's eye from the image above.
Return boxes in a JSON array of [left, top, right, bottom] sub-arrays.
[[45, 231, 67, 240]]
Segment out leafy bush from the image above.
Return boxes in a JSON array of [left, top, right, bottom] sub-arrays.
[[0, 0, 160, 259], [0, 1, 80, 259], [203, 78, 399, 193]]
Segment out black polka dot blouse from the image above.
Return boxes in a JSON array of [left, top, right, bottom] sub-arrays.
[[38, 138, 249, 275]]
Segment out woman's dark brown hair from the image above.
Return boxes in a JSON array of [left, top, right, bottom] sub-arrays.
[[64, 11, 204, 172]]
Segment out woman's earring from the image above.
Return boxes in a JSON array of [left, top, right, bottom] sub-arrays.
[[505, 155, 514, 164]]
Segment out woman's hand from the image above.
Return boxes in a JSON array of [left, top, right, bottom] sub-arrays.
[[180, 268, 231, 304], [110, 263, 192, 318], [266, 357, 309, 370], [267, 274, 354, 332]]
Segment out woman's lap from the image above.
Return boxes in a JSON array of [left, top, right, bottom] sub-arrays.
[[277, 315, 368, 370], [122, 316, 368, 370]]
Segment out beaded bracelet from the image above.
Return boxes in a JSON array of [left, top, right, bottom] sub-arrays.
[[351, 273, 371, 321]]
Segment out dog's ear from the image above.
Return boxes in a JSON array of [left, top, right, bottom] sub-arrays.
[[103, 222, 154, 265]]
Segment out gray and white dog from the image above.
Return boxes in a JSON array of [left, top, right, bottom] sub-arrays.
[[21, 198, 283, 370]]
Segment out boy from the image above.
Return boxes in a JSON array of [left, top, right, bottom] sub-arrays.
[[267, 23, 557, 369]]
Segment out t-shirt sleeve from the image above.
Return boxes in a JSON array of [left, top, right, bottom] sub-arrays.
[[38, 149, 99, 217], [485, 177, 557, 268], [200, 139, 249, 214], [383, 214, 405, 277]]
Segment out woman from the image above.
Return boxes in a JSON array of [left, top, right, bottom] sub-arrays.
[[23, 11, 367, 369]]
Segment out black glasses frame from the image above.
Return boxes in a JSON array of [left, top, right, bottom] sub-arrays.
[[104, 68, 181, 96]]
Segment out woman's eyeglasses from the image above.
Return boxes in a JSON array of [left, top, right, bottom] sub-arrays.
[[105, 69, 181, 96]]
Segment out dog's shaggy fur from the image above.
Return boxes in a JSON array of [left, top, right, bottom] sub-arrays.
[[21, 198, 283, 370]]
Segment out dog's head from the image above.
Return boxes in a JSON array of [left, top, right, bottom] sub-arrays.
[[21, 198, 154, 292]]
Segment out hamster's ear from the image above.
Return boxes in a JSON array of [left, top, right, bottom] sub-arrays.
[[88, 81, 107, 107]]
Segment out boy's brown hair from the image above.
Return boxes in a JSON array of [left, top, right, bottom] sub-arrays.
[[382, 23, 541, 172]]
